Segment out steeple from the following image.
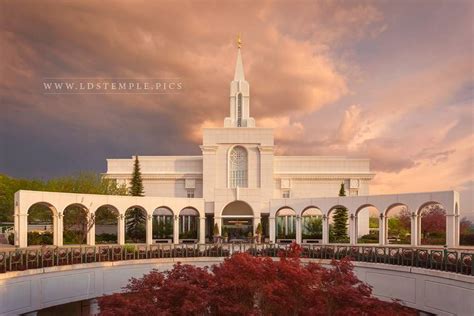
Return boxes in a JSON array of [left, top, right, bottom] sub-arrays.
[[234, 49, 245, 81], [224, 35, 255, 128]]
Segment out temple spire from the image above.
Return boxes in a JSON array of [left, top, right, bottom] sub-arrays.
[[224, 34, 255, 128], [234, 34, 245, 81]]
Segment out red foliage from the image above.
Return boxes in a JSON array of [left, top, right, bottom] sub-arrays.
[[98, 248, 415, 316], [420, 204, 446, 236]]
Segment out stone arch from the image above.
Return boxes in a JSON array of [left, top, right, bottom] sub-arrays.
[[152, 206, 174, 241], [63, 203, 89, 245], [276, 207, 296, 240], [221, 200, 253, 217], [355, 204, 379, 244], [327, 205, 349, 244], [385, 203, 411, 245], [26, 202, 57, 246], [125, 205, 147, 243], [301, 206, 323, 241], [221, 201, 254, 241], [418, 201, 446, 245], [179, 207, 199, 240], [95, 205, 119, 244]]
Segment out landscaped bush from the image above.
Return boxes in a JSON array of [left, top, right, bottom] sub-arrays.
[[63, 230, 84, 244], [358, 231, 379, 244], [96, 233, 117, 244], [179, 230, 198, 239], [27, 231, 53, 245], [460, 233, 474, 246], [98, 244, 415, 315], [277, 232, 296, 239], [302, 233, 322, 240]]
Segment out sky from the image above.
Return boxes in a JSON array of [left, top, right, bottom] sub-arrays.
[[0, 0, 473, 215]]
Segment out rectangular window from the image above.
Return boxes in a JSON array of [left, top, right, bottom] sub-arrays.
[[282, 190, 290, 199], [187, 190, 194, 198]]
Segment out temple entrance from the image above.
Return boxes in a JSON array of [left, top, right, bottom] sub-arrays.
[[221, 201, 254, 242]]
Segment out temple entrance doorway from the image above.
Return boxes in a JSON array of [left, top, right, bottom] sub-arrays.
[[221, 201, 254, 242]]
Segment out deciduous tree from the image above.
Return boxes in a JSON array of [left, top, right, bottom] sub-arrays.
[[98, 243, 415, 315]]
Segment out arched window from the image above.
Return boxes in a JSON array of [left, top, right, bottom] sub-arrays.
[[237, 93, 242, 127], [229, 146, 247, 188]]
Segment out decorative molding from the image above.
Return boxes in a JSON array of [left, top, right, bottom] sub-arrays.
[[105, 173, 203, 180], [257, 145, 274, 153], [199, 145, 219, 153], [273, 173, 375, 180]]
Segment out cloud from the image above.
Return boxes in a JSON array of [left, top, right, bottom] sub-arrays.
[[334, 104, 362, 144]]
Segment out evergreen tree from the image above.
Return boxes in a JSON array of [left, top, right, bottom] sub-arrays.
[[129, 156, 144, 196], [331, 183, 349, 243], [126, 156, 146, 242]]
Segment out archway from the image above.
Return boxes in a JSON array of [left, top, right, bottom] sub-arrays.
[[152, 207, 173, 242], [356, 205, 379, 244], [301, 207, 322, 242], [418, 202, 446, 245], [221, 201, 253, 241], [125, 206, 147, 243], [276, 207, 296, 240], [63, 204, 89, 245], [179, 208, 199, 241], [95, 205, 119, 244], [385, 204, 411, 245], [27, 202, 55, 246], [328, 205, 349, 243]]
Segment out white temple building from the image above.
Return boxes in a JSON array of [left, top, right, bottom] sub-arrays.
[[13, 42, 460, 248], [105, 44, 375, 241]]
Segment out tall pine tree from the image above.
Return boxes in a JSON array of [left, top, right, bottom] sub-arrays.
[[126, 156, 146, 242], [129, 156, 144, 196], [331, 183, 349, 243]]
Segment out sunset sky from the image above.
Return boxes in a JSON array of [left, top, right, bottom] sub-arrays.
[[0, 1, 473, 214]]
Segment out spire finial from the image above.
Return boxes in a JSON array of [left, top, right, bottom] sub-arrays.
[[237, 33, 242, 49]]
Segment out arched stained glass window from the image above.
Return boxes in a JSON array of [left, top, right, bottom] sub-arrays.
[[229, 146, 247, 188]]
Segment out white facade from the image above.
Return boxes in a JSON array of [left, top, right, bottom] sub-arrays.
[[105, 47, 374, 238]]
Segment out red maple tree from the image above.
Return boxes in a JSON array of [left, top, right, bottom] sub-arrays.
[[98, 244, 415, 315]]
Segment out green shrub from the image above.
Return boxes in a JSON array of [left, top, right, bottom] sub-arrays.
[[123, 244, 136, 254], [27, 231, 53, 245], [96, 233, 117, 244], [357, 232, 379, 244]]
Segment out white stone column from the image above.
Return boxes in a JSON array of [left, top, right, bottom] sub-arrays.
[[295, 216, 302, 244], [88, 213, 95, 246], [18, 213, 28, 248], [446, 214, 456, 247], [349, 214, 356, 245], [14, 208, 19, 246], [118, 214, 125, 245], [322, 215, 329, 244], [199, 217, 206, 244], [57, 213, 64, 247], [269, 217, 276, 243], [411, 212, 418, 246], [146, 214, 153, 245], [173, 215, 180, 244], [378, 214, 386, 246], [455, 214, 460, 247]]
